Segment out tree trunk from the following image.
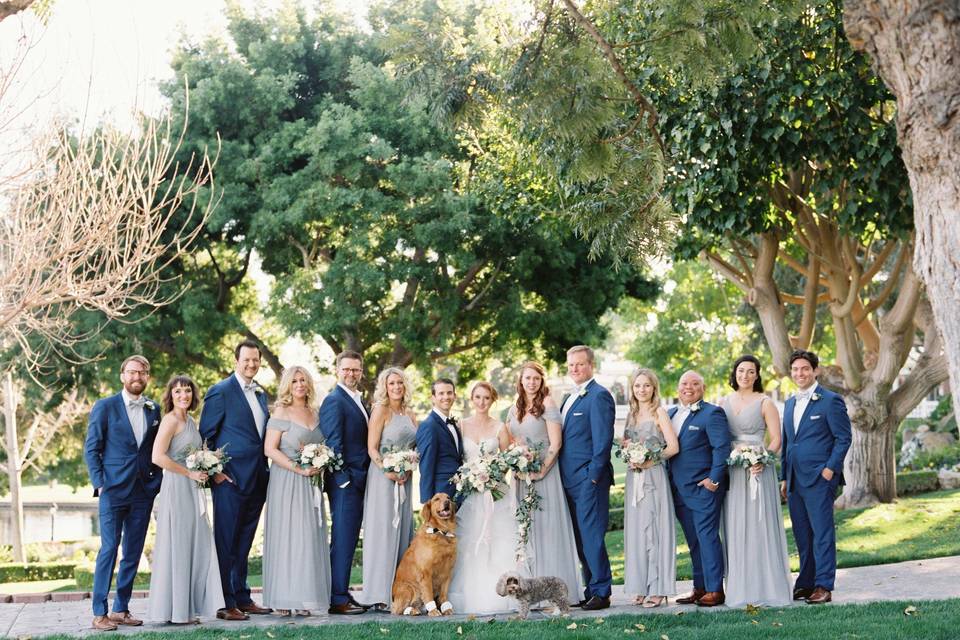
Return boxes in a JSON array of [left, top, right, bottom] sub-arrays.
[[2, 371, 25, 562], [843, 0, 960, 437], [837, 418, 896, 509]]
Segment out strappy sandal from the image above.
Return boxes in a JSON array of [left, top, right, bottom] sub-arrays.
[[642, 596, 667, 608], [274, 609, 292, 617], [633, 595, 646, 606]]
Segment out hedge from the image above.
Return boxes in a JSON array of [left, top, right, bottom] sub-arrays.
[[74, 565, 151, 590], [896, 470, 940, 496], [0, 562, 77, 584]]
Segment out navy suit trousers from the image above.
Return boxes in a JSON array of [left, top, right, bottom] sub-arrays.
[[672, 486, 725, 592], [788, 470, 838, 591], [564, 478, 612, 599], [211, 480, 265, 609], [92, 488, 153, 616], [327, 482, 364, 605]]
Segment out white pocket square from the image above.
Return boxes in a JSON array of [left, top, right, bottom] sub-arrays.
[[152, 420, 159, 426], [573, 412, 584, 417], [688, 425, 700, 431], [810, 415, 822, 420]]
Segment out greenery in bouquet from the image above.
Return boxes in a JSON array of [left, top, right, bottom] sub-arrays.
[[184, 442, 230, 488]]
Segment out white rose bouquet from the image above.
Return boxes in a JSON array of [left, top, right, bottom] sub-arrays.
[[381, 447, 420, 476], [296, 441, 343, 489], [614, 435, 666, 471], [451, 444, 508, 502], [727, 444, 777, 470], [500, 440, 544, 482], [185, 442, 230, 488]]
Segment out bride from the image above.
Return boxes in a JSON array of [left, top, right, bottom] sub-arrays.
[[447, 381, 519, 614]]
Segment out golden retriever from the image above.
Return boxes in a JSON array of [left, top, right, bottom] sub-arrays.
[[391, 492, 458, 616]]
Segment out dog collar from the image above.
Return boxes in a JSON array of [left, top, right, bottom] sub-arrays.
[[425, 526, 456, 538]]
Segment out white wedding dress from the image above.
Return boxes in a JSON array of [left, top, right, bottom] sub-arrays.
[[447, 428, 520, 614]]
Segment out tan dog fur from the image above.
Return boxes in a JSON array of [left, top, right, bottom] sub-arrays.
[[390, 493, 458, 616]]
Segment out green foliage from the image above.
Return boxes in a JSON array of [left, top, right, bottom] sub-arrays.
[[929, 395, 957, 433], [895, 470, 941, 496], [0, 562, 76, 584], [900, 444, 960, 473]]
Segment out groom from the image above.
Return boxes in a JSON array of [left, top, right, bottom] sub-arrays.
[[321, 350, 371, 615], [199, 340, 271, 621], [668, 370, 731, 607], [84, 355, 162, 631], [558, 345, 615, 611], [416, 378, 464, 503], [780, 350, 851, 605]]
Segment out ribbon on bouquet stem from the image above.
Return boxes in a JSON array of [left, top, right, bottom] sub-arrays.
[[749, 468, 763, 522], [632, 469, 646, 506], [392, 480, 405, 528], [197, 484, 210, 525], [313, 485, 328, 530]]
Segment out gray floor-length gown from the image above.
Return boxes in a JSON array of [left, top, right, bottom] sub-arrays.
[[147, 416, 224, 622], [360, 412, 417, 605], [721, 398, 792, 607], [262, 418, 332, 610], [622, 418, 676, 598], [509, 406, 583, 605]]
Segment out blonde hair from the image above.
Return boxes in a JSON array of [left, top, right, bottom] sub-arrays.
[[566, 345, 595, 364], [470, 380, 499, 402], [121, 354, 150, 373], [372, 367, 412, 409], [627, 368, 661, 425], [274, 365, 319, 411]]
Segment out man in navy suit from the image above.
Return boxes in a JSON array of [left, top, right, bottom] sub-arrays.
[[668, 370, 731, 607], [416, 378, 464, 503], [84, 355, 162, 631], [780, 350, 851, 605], [320, 350, 370, 615], [199, 340, 271, 620], [558, 345, 615, 611]]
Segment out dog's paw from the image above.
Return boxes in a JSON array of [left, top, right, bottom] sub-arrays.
[[428, 609, 442, 617]]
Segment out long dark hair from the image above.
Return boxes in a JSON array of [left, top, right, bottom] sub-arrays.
[[728, 355, 764, 392], [162, 374, 199, 413]]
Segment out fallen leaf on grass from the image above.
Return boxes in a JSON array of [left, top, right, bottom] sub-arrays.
[[567, 622, 578, 630], [634, 623, 646, 631], [745, 604, 761, 615], [751, 620, 759, 625], [467, 615, 477, 621], [596, 618, 605, 625], [660, 635, 670, 640], [379, 628, 390, 634], [904, 606, 918, 616], [674, 610, 684, 616], [266, 633, 275, 638], [772, 622, 783, 627], [456, 626, 463, 635]]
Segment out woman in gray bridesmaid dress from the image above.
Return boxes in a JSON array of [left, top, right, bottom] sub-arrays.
[[508, 361, 582, 605], [721, 355, 791, 608], [148, 375, 224, 624], [622, 369, 679, 607], [360, 367, 418, 609], [262, 366, 331, 615]]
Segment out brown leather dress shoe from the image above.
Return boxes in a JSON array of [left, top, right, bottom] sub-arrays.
[[806, 587, 832, 604], [696, 591, 726, 607], [328, 602, 366, 615], [107, 612, 143, 626], [581, 595, 611, 611], [216, 608, 250, 621], [675, 588, 706, 604], [793, 587, 814, 601], [91, 616, 118, 631], [238, 602, 272, 615]]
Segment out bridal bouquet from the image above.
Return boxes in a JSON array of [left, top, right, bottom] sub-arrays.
[[296, 442, 343, 490], [727, 445, 777, 470], [451, 444, 509, 502], [614, 435, 666, 471], [500, 440, 544, 482], [185, 442, 230, 489], [381, 447, 420, 476]]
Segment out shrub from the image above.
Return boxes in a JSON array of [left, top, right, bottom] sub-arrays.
[[901, 444, 960, 472], [73, 564, 151, 590], [607, 508, 624, 531], [896, 470, 940, 496], [0, 562, 77, 583]]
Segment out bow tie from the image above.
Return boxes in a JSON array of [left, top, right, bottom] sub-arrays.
[[796, 390, 814, 401], [445, 417, 458, 427], [243, 382, 258, 393], [127, 398, 146, 410]]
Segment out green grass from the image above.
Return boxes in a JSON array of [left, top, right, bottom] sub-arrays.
[[36, 600, 960, 640], [609, 488, 960, 583]]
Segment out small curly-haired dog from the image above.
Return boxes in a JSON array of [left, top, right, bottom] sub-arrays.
[[495, 572, 570, 619]]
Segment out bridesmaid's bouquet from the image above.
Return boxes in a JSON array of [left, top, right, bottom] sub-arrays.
[[614, 436, 666, 471], [381, 447, 420, 476], [500, 440, 545, 483], [727, 444, 777, 470], [185, 442, 230, 488], [451, 444, 509, 502], [296, 442, 343, 490]]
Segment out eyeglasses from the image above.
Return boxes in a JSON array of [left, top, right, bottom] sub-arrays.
[[123, 369, 149, 377], [340, 368, 362, 374]]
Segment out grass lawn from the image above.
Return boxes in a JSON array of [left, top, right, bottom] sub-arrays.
[[609, 488, 960, 583], [37, 599, 960, 640]]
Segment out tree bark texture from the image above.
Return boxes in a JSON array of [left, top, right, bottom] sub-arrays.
[[844, 0, 960, 423]]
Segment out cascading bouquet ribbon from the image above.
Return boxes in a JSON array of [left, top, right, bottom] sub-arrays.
[[381, 446, 419, 528], [614, 435, 666, 505], [500, 440, 546, 564], [727, 444, 778, 521], [296, 441, 344, 528], [451, 442, 509, 553], [185, 442, 230, 522]]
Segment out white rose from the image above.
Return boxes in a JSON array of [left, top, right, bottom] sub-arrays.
[[185, 454, 197, 469]]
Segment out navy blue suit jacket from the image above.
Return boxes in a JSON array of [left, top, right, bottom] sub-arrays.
[[84, 393, 162, 505], [781, 385, 852, 492], [667, 402, 731, 507], [416, 411, 463, 502], [319, 385, 370, 491], [558, 380, 615, 489], [198, 375, 270, 496]]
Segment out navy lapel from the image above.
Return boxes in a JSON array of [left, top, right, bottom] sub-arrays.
[[336, 385, 367, 423], [783, 397, 796, 440], [563, 381, 593, 429], [138, 402, 159, 451], [113, 393, 139, 447], [795, 388, 820, 437], [433, 411, 460, 454], [678, 406, 697, 439], [228, 376, 261, 438]]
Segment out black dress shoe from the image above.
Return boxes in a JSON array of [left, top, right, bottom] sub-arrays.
[[793, 587, 814, 601], [570, 598, 588, 608], [349, 596, 373, 611], [581, 596, 611, 611], [329, 602, 366, 615]]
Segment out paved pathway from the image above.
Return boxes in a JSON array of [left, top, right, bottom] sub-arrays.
[[3, 555, 959, 638]]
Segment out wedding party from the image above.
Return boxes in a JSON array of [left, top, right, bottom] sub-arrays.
[[82, 341, 851, 630]]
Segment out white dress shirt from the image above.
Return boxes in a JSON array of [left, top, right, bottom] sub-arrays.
[[235, 372, 267, 437], [671, 403, 693, 433], [338, 383, 369, 422], [121, 389, 147, 447], [793, 383, 819, 433], [432, 408, 459, 450], [562, 377, 595, 422]]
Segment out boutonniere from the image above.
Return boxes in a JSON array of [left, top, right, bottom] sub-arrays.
[[689, 401, 701, 412], [144, 400, 156, 411], [811, 392, 821, 402], [577, 387, 588, 398]]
